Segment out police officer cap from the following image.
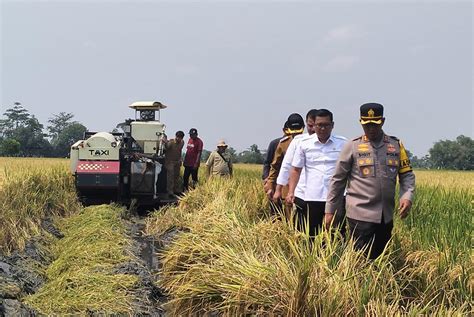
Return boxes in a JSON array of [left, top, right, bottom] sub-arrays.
[[360, 103, 384, 125], [286, 113, 305, 130], [189, 128, 198, 135]]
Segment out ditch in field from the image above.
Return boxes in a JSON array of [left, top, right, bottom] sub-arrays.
[[0, 205, 173, 316]]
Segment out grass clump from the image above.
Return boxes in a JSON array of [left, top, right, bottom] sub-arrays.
[[25, 204, 140, 315]]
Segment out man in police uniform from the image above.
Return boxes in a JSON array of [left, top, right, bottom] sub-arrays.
[[264, 113, 305, 207], [325, 103, 415, 259]]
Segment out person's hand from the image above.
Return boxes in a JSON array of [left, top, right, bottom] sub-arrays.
[[266, 188, 274, 200], [273, 185, 282, 202], [399, 199, 412, 219], [285, 192, 295, 206], [324, 213, 334, 230]]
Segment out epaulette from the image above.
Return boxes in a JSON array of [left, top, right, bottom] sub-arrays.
[[279, 136, 290, 143], [388, 135, 399, 141], [352, 135, 364, 141]]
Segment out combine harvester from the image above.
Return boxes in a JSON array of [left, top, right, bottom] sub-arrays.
[[70, 101, 176, 207]]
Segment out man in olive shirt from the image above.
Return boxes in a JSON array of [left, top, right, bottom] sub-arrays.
[[325, 103, 415, 259], [206, 140, 233, 178], [164, 130, 185, 197]]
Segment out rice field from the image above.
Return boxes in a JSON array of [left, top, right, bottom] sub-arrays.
[[0, 158, 472, 315], [146, 164, 473, 315]]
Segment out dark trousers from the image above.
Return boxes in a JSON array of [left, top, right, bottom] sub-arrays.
[[183, 166, 199, 191], [347, 217, 393, 259], [294, 198, 346, 238], [294, 199, 325, 237]]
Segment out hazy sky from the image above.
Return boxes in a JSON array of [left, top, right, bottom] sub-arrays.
[[1, 0, 472, 156]]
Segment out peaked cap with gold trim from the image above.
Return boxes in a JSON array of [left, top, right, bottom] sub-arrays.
[[360, 103, 384, 125]]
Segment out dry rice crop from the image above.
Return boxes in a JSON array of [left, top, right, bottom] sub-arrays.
[[147, 166, 473, 316], [0, 158, 81, 254]]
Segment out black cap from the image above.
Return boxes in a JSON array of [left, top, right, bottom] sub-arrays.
[[286, 113, 305, 130], [189, 128, 198, 135], [360, 103, 384, 125]]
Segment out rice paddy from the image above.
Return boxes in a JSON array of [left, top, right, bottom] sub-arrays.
[[0, 158, 472, 315]]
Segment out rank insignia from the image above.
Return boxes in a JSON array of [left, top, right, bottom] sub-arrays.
[[358, 144, 370, 152], [363, 168, 370, 175]]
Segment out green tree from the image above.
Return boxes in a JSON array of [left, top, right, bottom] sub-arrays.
[[54, 122, 87, 157], [429, 135, 474, 170], [11, 116, 52, 156], [0, 138, 21, 156], [227, 146, 238, 163], [47, 112, 75, 141], [0, 102, 30, 137], [47, 112, 87, 157], [238, 144, 264, 164], [201, 149, 211, 162]]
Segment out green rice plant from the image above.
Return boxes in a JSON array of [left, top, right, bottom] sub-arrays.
[[25, 204, 140, 315]]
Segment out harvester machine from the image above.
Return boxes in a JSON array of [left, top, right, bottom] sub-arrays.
[[70, 101, 175, 206]]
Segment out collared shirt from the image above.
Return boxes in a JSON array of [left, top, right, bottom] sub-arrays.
[[292, 134, 347, 201], [276, 134, 307, 200], [206, 150, 232, 176], [325, 133, 416, 224], [262, 136, 284, 180]]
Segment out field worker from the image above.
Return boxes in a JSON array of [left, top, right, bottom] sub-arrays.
[[325, 103, 415, 259], [183, 128, 204, 191], [286, 109, 347, 237], [262, 120, 289, 181], [273, 109, 318, 216], [164, 130, 185, 197], [264, 113, 305, 212], [206, 140, 233, 178]]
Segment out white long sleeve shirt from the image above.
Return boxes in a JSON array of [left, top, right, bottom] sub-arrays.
[[292, 134, 347, 202]]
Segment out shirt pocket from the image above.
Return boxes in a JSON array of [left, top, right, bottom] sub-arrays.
[[357, 157, 375, 177], [385, 156, 399, 179]]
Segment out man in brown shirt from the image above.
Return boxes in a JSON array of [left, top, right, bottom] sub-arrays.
[[165, 131, 185, 197], [264, 113, 305, 209], [325, 103, 415, 259], [206, 140, 233, 178]]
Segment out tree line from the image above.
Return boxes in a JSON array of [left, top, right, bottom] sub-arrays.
[[0, 103, 86, 157], [0, 103, 472, 170]]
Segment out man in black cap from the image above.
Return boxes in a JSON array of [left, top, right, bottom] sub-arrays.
[[264, 113, 305, 215], [183, 128, 204, 191], [325, 103, 415, 259]]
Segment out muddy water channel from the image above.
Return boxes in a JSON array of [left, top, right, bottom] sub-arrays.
[[0, 210, 173, 316]]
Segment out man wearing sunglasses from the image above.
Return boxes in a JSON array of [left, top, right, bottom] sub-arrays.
[[325, 103, 415, 259]]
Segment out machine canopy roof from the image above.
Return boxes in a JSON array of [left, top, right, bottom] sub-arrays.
[[129, 101, 167, 110]]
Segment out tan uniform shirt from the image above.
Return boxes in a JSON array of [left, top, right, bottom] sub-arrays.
[[325, 134, 415, 224], [165, 139, 184, 163], [206, 150, 232, 176], [264, 135, 295, 197]]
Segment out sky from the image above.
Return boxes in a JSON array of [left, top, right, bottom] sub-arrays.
[[1, 0, 472, 156]]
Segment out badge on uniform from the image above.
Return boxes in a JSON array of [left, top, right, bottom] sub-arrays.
[[358, 144, 370, 152], [387, 144, 396, 153]]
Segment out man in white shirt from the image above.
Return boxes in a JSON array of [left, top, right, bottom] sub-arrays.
[[286, 109, 347, 237], [273, 109, 318, 215]]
